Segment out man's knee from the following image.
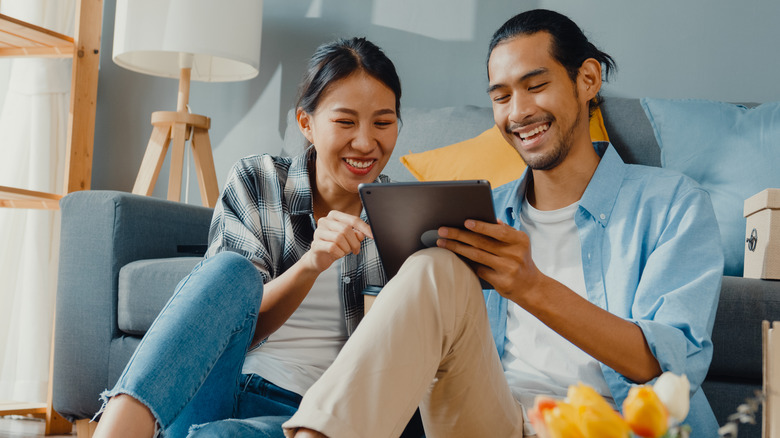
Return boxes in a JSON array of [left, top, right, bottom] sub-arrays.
[[407, 247, 468, 273], [399, 248, 482, 302]]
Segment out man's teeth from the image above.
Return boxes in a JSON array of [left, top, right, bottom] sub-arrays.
[[345, 158, 373, 169], [519, 124, 549, 140]]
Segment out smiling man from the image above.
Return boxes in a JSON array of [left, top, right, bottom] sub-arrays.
[[284, 9, 724, 438]]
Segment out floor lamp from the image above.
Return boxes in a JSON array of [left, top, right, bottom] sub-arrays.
[[112, 0, 263, 207]]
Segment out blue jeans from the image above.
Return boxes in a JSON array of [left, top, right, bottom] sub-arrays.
[[100, 251, 298, 437]]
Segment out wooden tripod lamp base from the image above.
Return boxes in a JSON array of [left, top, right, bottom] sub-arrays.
[[131, 67, 220, 208]]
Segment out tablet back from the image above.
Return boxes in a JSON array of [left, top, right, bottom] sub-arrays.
[[359, 180, 495, 280]]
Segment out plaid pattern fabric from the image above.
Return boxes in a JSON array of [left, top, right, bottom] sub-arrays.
[[205, 147, 389, 334]]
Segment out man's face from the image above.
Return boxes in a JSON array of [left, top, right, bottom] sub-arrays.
[[487, 32, 589, 171]]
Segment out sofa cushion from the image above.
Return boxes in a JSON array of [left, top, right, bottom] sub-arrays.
[[118, 257, 201, 335], [641, 98, 778, 277], [599, 97, 662, 167], [709, 276, 780, 381]]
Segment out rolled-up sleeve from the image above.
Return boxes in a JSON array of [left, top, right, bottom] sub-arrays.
[[604, 183, 724, 405]]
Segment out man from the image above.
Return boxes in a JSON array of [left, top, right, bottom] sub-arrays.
[[284, 9, 723, 438]]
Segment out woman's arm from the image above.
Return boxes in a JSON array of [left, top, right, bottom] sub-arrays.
[[252, 210, 373, 344]]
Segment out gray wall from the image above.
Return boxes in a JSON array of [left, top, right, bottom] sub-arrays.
[[91, 0, 780, 201]]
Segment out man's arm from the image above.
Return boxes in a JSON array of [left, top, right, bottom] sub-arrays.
[[438, 182, 723, 390], [437, 221, 662, 383]]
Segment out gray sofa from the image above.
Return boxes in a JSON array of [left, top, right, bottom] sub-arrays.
[[53, 97, 780, 437]]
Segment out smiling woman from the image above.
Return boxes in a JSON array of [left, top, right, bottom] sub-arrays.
[[296, 71, 399, 219], [91, 37, 405, 438]]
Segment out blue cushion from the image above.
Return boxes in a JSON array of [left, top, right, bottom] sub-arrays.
[[118, 257, 201, 335], [640, 98, 780, 276]]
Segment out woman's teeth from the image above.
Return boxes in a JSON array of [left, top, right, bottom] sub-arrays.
[[345, 158, 373, 169]]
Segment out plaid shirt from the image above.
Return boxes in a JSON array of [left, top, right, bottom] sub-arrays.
[[205, 147, 389, 335]]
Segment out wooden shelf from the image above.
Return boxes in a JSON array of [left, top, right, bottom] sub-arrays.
[[0, 13, 74, 58], [0, 401, 47, 417], [0, 185, 62, 209], [0, 12, 73, 209], [0, 0, 102, 212], [0, 1, 101, 434]]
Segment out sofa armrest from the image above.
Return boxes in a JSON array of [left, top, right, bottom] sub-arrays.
[[709, 276, 780, 382], [53, 190, 213, 420]]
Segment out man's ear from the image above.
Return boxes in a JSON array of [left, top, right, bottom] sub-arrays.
[[577, 58, 602, 102], [297, 108, 315, 145]]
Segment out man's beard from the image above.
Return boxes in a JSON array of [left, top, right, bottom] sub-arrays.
[[510, 87, 586, 171], [522, 105, 583, 171]]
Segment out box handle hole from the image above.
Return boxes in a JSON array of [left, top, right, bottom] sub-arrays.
[[747, 228, 758, 252]]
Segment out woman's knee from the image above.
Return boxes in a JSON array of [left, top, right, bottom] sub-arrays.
[[179, 251, 263, 313], [202, 251, 260, 282]]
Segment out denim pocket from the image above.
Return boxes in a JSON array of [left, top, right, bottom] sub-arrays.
[[236, 374, 301, 418]]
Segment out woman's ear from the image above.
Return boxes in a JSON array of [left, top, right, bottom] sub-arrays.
[[296, 108, 315, 145], [577, 58, 602, 102]]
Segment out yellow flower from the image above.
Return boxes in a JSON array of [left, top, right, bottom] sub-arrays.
[[528, 397, 559, 438], [567, 383, 631, 438], [623, 385, 669, 438], [543, 401, 585, 438]]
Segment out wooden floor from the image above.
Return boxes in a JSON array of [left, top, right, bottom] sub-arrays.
[[0, 416, 74, 438]]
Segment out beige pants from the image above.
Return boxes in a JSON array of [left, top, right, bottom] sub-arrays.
[[283, 248, 524, 438]]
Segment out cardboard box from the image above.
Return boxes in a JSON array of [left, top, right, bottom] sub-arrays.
[[744, 189, 780, 279]]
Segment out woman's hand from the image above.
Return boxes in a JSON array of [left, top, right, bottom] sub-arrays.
[[255, 211, 372, 343], [303, 210, 373, 273]]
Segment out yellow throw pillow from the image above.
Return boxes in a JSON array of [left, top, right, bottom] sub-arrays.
[[589, 106, 609, 143], [400, 107, 609, 188]]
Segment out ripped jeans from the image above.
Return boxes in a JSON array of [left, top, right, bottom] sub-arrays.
[[98, 251, 297, 437]]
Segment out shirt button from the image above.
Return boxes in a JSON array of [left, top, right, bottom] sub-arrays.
[[343, 276, 351, 284], [599, 213, 606, 220]]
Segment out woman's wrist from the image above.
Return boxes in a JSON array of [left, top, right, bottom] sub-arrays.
[[297, 251, 328, 277]]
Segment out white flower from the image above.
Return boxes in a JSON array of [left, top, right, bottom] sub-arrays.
[[653, 372, 691, 422]]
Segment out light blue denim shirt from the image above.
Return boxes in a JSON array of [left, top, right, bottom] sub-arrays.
[[485, 142, 724, 437]]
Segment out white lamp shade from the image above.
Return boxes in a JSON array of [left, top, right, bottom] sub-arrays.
[[113, 0, 263, 82]]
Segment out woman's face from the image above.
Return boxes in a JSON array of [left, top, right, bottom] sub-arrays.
[[298, 71, 399, 198]]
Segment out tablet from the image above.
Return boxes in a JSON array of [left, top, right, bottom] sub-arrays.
[[359, 180, 496, 284]]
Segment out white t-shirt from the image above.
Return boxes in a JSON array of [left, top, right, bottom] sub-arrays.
[[502, 197, 613, 412], [242, 263, 347, 396]]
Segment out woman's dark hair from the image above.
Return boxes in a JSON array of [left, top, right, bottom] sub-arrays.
[[296, 37, 402, 120], [487, 9, 616, 115]]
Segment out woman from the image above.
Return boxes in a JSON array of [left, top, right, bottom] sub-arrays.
[[92, 36, 402, 438]]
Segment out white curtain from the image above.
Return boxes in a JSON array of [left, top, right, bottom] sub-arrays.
[[0, 0, 75, 403]]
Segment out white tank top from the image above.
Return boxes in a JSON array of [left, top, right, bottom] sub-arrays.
[[502, 197, 613, 412], [242, 263, 347, 396]]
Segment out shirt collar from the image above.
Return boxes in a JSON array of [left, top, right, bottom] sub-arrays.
[[501, 142, 626, 228], [579, 142, 625, 227]]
